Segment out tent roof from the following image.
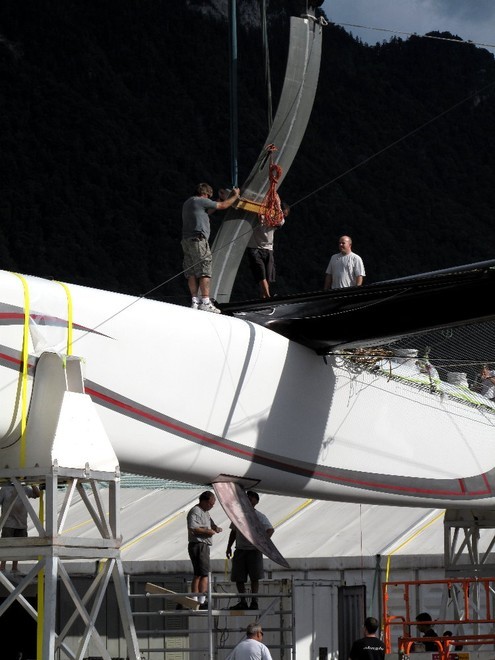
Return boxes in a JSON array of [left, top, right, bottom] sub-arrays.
[[79, 481, 449, 563], [32, 478, 493, 568]]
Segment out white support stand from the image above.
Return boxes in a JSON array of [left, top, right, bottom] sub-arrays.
[[444, 508, 495, 577], [0, 351, 141, 660]]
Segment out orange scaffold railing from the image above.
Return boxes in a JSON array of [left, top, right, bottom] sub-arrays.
[[383, 577, 495, 659]]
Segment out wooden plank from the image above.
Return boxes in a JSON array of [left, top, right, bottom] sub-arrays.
[[236, 198, 263, 214], [145, 582, 200, 610]]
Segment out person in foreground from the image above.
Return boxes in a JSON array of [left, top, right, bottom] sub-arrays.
[[323, 235, 366, 289], [349, 616, 385, 660], [414, 612, 439, 651], [186, 490, 222, 609], [0, 481, 41, 573], [229, 622, 273, 660], [181, 182, 240, 313], [226, 490, 274, 610]]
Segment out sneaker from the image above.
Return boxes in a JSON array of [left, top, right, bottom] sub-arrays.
[[199, 301, 221, 314], [191, 301, 200, 310], [230, 600, 248, 610], [249, 600, 259, 610], [198, 601, 209, 610]]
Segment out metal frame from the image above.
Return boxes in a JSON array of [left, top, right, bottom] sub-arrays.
[[444, 509, 495, 577], [0, 351, 141, 659]]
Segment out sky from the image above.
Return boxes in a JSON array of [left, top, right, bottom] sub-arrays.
[[322, 0, 495, 54]]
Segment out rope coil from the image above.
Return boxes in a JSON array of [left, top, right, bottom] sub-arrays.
[[258, 145, 284, 227]]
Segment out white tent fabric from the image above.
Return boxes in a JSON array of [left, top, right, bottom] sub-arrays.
[[39, 485, 448, 564]]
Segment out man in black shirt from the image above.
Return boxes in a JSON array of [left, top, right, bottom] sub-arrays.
[[349, 617, 385, 660], [415, 612, 439, 652]]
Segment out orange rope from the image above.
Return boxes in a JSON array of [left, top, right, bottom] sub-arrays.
[[259, 145, 284, 227]]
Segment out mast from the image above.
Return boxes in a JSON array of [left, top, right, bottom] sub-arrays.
[[210, 6, 324, 303], [228, 0, 239, 188]]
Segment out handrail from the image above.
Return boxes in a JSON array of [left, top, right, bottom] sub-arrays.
[[383, 576, 495, 659]]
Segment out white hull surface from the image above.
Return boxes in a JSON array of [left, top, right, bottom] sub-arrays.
[[1, 270, 495, 508]]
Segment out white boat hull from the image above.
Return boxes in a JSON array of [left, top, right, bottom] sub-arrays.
[[1, 270, 495, 508]]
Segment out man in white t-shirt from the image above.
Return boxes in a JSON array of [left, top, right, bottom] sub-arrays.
[[324, 235, 366, 289], [229, 623, 272, 660]]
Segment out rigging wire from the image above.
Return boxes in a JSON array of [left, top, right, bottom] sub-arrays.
[[290, 76, 495, 209], [334, 22, 495, 51], [64, 223, 255, 348], [61, 16, 495, 336], [73, 78, 495, 336]]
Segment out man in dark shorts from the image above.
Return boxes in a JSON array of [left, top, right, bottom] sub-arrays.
[[349, 617, 385, 660], [247, 202, 289, 299], [186, 490, 222, 609], [226, 490, 274, 610]]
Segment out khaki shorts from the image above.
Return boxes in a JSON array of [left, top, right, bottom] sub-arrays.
[[182, 237, 212, 278]]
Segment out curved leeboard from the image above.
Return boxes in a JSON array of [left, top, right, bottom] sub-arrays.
[[211, 15, 323, 303], [213, 481, 290, 568]]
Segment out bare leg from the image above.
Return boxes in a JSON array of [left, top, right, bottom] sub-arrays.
[[191, 576, 208, 601], [198, 575, 208, 596], [187, 275, 199, 298], [198, 276, 211, 299], [191, 576, 200, 599], [259, 279, 270, 298], [250, 579, 260, 608], [236, 581, 248, 606]]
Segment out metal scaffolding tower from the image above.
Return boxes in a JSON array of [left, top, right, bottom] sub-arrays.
[[0, 351, 141, 660]]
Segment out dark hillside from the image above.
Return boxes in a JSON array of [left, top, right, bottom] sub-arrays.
[[1, 1, 494, 303]]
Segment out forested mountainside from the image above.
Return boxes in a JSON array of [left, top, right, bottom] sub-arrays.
[[1, 0, 494, 304]]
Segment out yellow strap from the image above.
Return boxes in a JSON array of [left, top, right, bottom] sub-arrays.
[[384, 510, 444, 582], [55, 281, 74, 356], [12, 273, 30, 467]]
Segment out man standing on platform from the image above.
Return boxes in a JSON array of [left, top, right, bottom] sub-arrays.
[[226, 490, 274, 611], [186, 490, 222, 609]]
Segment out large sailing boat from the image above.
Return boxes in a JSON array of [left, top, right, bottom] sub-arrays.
[[1, 2, 495, 516]]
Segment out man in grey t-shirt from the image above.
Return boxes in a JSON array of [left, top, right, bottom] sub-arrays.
[[187, 490, 222, 608], [181, 182, 239, 313]]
